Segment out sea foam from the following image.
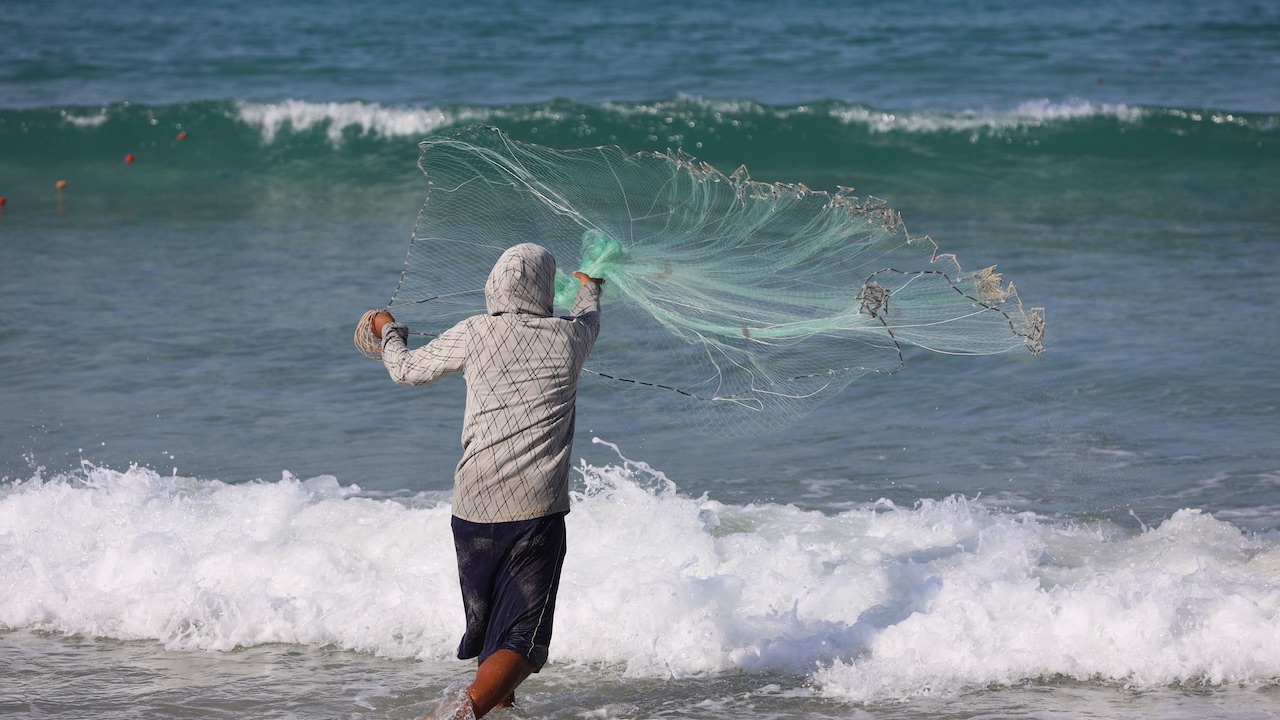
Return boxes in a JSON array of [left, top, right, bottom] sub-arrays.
[[0, 464, 461, 658], [829, 98, 1144, 135], [236, 100, 492, 145], [230, 97, 1150, 149], [2, 443, 1277, 702]]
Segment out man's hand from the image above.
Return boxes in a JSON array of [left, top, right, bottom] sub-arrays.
[[371, 311, 395, 339], [574, 271, 605, 286]]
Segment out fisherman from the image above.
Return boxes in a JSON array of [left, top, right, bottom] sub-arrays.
[[369, 243, 603, 718]]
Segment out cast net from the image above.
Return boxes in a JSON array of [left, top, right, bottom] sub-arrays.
[[368, 125, 1045, 436]]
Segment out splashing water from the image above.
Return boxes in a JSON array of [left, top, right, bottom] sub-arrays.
[[3, 456, 1278, 703], [384, 125, 1044, 436]]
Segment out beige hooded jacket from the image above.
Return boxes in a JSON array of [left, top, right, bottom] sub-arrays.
[[380, 243, 601, 523]]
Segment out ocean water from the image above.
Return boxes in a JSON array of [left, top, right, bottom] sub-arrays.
[[2, 1, 1279, 718]]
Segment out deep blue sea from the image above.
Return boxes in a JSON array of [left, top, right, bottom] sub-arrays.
[[2, 1, 1279, 718]]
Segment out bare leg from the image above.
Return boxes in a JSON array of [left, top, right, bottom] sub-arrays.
[[467, 649, 536, 718]]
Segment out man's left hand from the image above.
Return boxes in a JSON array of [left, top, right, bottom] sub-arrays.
[[371, 311, 395, 339]]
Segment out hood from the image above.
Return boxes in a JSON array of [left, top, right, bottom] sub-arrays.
[[485, 243, 557, 316]]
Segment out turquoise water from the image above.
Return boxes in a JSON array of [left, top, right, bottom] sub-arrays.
[[2, 1, 1279, 718]]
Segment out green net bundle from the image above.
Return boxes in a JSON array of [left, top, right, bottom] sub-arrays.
[[385, 125, 1044, 436]]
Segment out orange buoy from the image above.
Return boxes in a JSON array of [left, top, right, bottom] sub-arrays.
[[56, 180, 69, 190], [125, 153, 135, 164], [176, 132, 188, 141], [0, 196, 7, 206]]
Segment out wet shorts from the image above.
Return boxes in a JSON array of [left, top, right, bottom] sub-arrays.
[[451, 512, 567, 671]]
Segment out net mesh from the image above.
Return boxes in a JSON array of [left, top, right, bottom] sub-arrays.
[[382, 125, 1044, 436]]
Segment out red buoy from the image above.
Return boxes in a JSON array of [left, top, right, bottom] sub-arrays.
[[125, 154, 135, 164]]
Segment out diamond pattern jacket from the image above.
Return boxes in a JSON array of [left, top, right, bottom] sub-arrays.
[[380, 243, 602, 523]]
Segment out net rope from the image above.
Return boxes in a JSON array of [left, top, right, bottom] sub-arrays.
[[354, 309, 382, 360], [360, 125, 1045, 436]]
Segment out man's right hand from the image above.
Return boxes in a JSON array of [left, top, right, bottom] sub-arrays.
[[371, 311, 395, 339]]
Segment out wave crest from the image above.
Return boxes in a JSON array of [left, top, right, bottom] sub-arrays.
[[5, 452, 1276, 699]]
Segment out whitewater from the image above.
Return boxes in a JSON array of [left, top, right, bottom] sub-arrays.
[[5, 439, 1278, 706]]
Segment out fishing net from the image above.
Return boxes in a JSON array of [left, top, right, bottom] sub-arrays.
[[363, 125, 1044, 436]]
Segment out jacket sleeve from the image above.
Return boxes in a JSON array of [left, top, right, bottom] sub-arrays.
[[380, 320, 467, 386], [571, 281, 602, 343]]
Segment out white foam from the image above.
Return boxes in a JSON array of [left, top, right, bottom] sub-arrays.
[[60, 109, 109, 128], [235, 100, 492, 145], [2, 445, 1277, 701], [231, 97, 1148, 148], [602, 95, 776, 120], [813, 507, 1280, 700], [829, 99, 1144, 135], [0, 464, 461, 658]]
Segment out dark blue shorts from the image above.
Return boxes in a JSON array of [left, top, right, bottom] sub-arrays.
[[451, 512, 567, 671]]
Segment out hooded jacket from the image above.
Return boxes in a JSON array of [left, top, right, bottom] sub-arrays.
[[380, 243, 601, 523]]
